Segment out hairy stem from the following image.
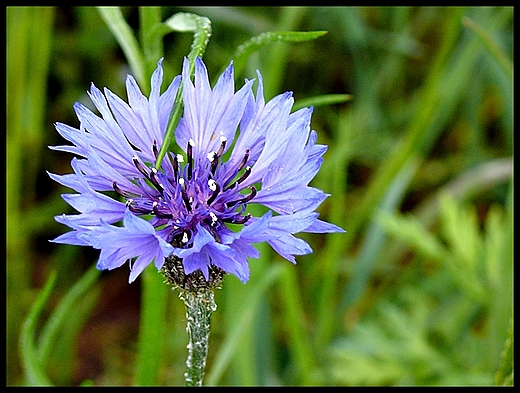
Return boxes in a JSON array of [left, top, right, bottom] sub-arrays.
[[179, 288, 216, 386]]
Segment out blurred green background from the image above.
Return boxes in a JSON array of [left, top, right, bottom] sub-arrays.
[[7, 6, 513, 386]]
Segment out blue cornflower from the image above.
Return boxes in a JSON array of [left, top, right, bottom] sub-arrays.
[[50, 57, 344, 284]]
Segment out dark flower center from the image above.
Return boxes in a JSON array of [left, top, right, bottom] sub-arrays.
[[112, 139, 256, 247]]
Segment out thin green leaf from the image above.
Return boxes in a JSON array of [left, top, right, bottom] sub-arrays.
[[134, 266, 169, 386], [97, 7, 147, 92], [205, 264, 284, 386], [37, 265, 100, 367], [278, 266, 319, 384], [231, 30, 328, 76], [463, 16, 513, 79], [139, 7, 164, 82], [495, 316, 513, 386], [155, 13, 212, 168], [340, 158, 420, 313], [20, 272, 57, 386], [293, 94, 353, 111]]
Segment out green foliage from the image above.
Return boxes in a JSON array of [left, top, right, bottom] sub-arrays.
[[19, 266, 100, 385], [495, 315, 513, 386], [341, 193, 513, 385], [228, 30, 327, 76], [7, 6, 512, 386], [19, 272, 56, 386], [97, 7, 147, 92]]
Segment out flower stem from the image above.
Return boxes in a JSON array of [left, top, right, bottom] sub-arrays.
[[178, 288, 216, 386]]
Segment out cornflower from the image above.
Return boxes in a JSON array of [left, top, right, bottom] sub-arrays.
[[50, 57, 343, 285]]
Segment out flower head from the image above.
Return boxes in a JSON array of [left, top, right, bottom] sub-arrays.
[[50, 57, 344, 283]]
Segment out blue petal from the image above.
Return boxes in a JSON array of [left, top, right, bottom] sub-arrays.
[[126, 74, 164, 155], [239, 92, 294, 186], [176, 57, 253, 161], [157, 74, 181, 134], [172, 223, 250, 281], [183, 252, 210, 280], [254, 186, 329, 215], [50, 230, 90, 246], [105, 87, 154, 158], [268, 234, 312, 264], [211, 247, 250, 283], [149, 58, 164, 106], [304, 219, 345, 233], [267, 210, 318, 233], [76, 210, 173, 282], [73, 101, 137, 176], [51, 123, 87, 157], [122, 208, 156, 235]]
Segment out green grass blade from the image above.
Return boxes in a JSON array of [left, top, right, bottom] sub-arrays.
[[7, 7, 54, 377], [97, 7, 146, 92], [278, 265, 319, 384], [139, 7, 164, 83], [293, 94, 353, 111], [19, 272, 57, 386], [462, 16, 513, 79], [494, 312, 513, 385], [261, 7, 308, 99], [37, 265, 100, 367], [315, 7, 467, 347], [134, 266, 169, 385], [340, 158, 420, 312], [230, 30, 328, 77], [205, 264, 284, 385]]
